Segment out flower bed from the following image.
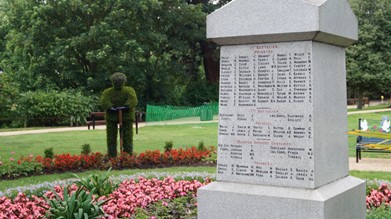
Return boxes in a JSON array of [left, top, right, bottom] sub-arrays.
[[0, 147, 216, 180], [0, 174, 212, 218], [366, 183, 391, 209], [100, 176, 210, 218]]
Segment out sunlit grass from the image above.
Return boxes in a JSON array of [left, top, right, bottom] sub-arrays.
[[0, 122, 218, 161]]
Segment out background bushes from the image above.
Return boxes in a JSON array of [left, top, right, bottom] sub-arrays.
[[14, 90, 96, 127]]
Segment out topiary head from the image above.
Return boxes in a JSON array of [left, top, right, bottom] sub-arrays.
[[110, 72, 127, 90]]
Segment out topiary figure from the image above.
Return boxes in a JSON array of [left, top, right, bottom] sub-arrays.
[[100, 73, 138, 157]]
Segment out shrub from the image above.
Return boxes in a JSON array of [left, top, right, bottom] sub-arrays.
[[15, 90, 95, 126], [44, 186, 106, 218], [101, 176, 208, 218], [133, 195, 198, 219], [197, 140, 206, 151], [164, 141, 173, 152], [73, 169, 118, 197], [0, 175, 212, 218], [0, 193, 48, 218], [81, 144, 92, 155], [367, 204, 391, 219], [202, 146, 217, 164], [367, 180, 382, 194], [0, 157, 43, 179], [0, 147, 213, 179], [366, 183, 391, 209], [44, 147, 54, 159]]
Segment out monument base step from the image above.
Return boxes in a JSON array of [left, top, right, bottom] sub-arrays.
[[198, 176, 366, 219]]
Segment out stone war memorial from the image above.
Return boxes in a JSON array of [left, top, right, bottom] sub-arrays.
[[198, 0, 366, 218]]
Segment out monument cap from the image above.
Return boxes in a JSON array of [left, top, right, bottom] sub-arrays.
[[207, 0, 358, 47]]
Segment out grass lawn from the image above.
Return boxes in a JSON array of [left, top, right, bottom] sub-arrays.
[[347, 103, 390, 112], [1, 166, 389, 194], [0, 166, 216, 192], [1, 110, 390, 161], [0, 122, 218, 161], [350, 170, 391, 182]]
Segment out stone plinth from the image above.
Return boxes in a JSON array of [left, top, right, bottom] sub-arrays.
[[198, 177, 365, 219]]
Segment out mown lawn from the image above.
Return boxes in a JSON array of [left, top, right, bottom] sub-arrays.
[[0, 122, 218, 161], [1, 167, 388, 195], [1, 110, 390, 161], [0, 166, 216, 192], [347, 103, 390, 112]]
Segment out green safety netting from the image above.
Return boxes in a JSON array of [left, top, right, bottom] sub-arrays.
[[146, 103, 219, 122]]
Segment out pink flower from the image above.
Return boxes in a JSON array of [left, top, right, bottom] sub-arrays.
[[9, 158, 15, 162], [10, 151, 15, 155], [150, 216, 157, 219]]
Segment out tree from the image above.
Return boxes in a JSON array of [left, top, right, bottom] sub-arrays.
[[347, 0, 391, 109], [0, 0, 214, 108], [0, 73, 18, 120], [185, 0, 234, 83]]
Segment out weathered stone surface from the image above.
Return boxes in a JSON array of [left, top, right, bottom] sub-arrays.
[[215, 41, 349, 189], [207, 0, 358, 46], [199, 0, 365, 218], [198, 176, 366, 219]]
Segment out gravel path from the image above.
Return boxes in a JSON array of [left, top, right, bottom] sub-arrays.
[[347, 108, 391, 115], [349, 157, 391, 172]]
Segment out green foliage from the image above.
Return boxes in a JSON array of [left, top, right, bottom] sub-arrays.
[[81, 144, 92, 155], [132, 195, 198, 219], [182, 80, 219, 106], [16, 90, 95, 126], [0, 160, 43, 179], [202, 148, 217, 164], [367, 204, 391, 219], [164, 141, 174, 152], [44, 147, 54, 159], [101, 76, 138, 157], [100, 86, 138, 121], [110, 72, 127, 89], [0, 73, 18, 121], [0, 0, 218, 107], [44, 186, 106, 219], [347, 0, 391, 107], [197, 140, 205, 151], [366, 180, 382, 194], [73, 169, 118, 197]]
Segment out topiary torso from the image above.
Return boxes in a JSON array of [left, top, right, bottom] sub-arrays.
[[100, 86, 138, 121]]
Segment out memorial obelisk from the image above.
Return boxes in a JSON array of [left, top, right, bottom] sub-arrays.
[[198, 0, 366, 218]]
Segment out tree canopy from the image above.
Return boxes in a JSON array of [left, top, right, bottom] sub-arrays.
[[0, 0, 223, 108], [1, 0, 389, 119], [347, 0, 391, 108]]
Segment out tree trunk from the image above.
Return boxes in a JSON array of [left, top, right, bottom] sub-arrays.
[[200, 41, 220, 83], [356, 90, 364, 110]]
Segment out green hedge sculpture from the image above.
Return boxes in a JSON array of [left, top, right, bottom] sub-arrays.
[[100, 73, 138, 157]]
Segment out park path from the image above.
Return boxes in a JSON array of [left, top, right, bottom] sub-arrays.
[[349, 157, 391, 172], [347, 108, 391, 115], [1, 108, 391, 172], [0, 125, 107, 136]]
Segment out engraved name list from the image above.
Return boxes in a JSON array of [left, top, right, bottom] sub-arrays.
[[217, 41, 315, 188]]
